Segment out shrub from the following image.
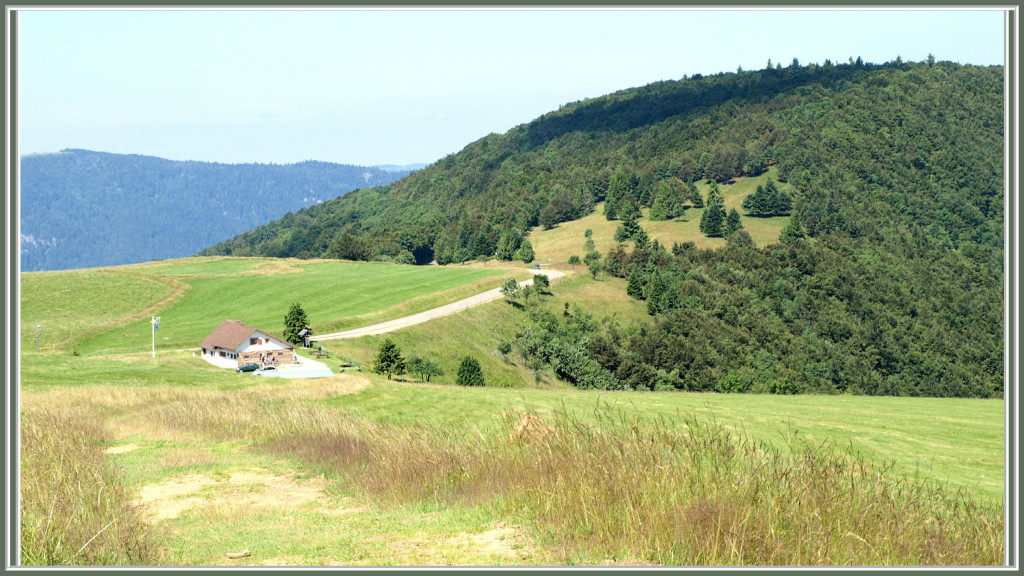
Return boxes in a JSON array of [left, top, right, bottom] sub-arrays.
[[456, 356, 485, 387]]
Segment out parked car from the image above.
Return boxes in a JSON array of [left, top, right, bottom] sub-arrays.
[[533, 264, 542, 269], [236, 363, 260, 373], [254, 366, 278, 376]]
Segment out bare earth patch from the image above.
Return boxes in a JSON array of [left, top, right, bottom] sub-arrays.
[[367, 521, 542, 566], [136, 468, 331, 524], [105, 444, 139, 454], [445, 521, 527, 559]]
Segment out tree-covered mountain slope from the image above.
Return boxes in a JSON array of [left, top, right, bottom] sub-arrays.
[[19, 149, 412, 271], [204, 58, 1004, 398], [203, 59, 1002, 269]]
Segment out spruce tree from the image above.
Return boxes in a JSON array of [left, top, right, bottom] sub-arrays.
[[456, 356, 485, 387], [373, 338, 405, 380], [700, 184, 727, 238], [496, 229, 522, 261], [689, 182, 705, 208], [700, 203, 726, 237], [283, 302, 310, 346], [779, 212, 807, 243], [725, 208, 743, 236]]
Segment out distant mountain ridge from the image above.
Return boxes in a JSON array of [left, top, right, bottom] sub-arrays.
[[19, 149, 415, 271]]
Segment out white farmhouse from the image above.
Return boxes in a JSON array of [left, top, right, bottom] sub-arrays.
[[199, 319, 295, 369]]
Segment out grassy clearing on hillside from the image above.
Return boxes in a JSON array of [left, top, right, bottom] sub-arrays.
[[530, 170, 790, 268], [26, 258, 509, 355]]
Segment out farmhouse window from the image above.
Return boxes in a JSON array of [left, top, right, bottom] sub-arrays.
[[251, 337, 258, 345]]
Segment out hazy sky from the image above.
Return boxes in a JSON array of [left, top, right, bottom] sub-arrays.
[[17, 7, 1007, 167]]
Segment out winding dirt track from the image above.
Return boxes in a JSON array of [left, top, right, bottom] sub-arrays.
[[314, 269, 565, 341]]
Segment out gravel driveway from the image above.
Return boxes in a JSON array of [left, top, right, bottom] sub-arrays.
[[314, 268, 565, 341]]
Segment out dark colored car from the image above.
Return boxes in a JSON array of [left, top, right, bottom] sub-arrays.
[[236, 363, 260, 373]]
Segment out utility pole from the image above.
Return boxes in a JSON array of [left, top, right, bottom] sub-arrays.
[[151, 316, 160, 358]]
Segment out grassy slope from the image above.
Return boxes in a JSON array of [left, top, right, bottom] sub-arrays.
[[28, 257, 511, 355], [20, 268, 182, 352], [321, 271, 648, 388]]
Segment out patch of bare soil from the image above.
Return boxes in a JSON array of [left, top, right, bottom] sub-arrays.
[[595, 558, 660, 566], [136, 468, 332, 524], [373, 521, 542, 566], [445, 521, 528, 559], [105, 444, 140, 454]]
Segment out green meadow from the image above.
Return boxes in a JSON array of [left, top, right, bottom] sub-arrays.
[[24, 257, 508, 355], [17, 255, 1007, 566]]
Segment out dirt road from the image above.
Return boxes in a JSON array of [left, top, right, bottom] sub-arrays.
[[314, 268, 565, 341]]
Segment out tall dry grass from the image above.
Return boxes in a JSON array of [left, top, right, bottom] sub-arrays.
[[19, 408, 162, 566], [259, 408, 1004, 566], [26, 381, 1002, 566]]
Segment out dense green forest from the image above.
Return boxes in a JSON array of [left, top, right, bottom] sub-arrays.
[[19, 150, 412, 271], [204, 58, 1004, 398]]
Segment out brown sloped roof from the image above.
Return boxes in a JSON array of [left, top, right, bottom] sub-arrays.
[[199, 319, 260, 351]]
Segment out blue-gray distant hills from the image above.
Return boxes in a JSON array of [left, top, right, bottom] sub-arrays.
[[19, 149, 416, 271]]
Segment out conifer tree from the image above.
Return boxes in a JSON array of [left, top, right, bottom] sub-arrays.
[[283, 302, 310, 346], [515, 239, 535, 263], [700, 182, 727, 237], [373, 338, 405, 380], [496, 229, 522, 261], [456, 356, 485, 387], [779, 212, 807, 243], [688, 182, 705, 208], [700, 203, 726, 237], [725, 208, 743, 236]]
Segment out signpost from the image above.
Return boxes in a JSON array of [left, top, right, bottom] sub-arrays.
[[33, 324, 45, 353], [151, 316, 160, 358]]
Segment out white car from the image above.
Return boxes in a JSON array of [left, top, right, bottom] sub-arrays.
[[253, 366, 278, 376]]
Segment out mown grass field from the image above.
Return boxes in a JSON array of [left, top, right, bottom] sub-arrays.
[[23, 257, 511, 355], [17, 254, 1007, 567]]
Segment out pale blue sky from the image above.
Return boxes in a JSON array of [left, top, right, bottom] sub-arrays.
[[17, 7, 1007, 166]]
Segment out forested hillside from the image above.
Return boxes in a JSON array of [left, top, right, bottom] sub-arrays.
[[204, 58, 1005, 398], [19, 150, 412, 271]]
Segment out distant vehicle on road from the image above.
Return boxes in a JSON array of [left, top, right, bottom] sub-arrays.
[[236, 363, 260, 373], [533, 264, 541, 269]]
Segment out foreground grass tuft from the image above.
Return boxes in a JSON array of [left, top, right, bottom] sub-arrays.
[[20, 409, 163, 566]]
